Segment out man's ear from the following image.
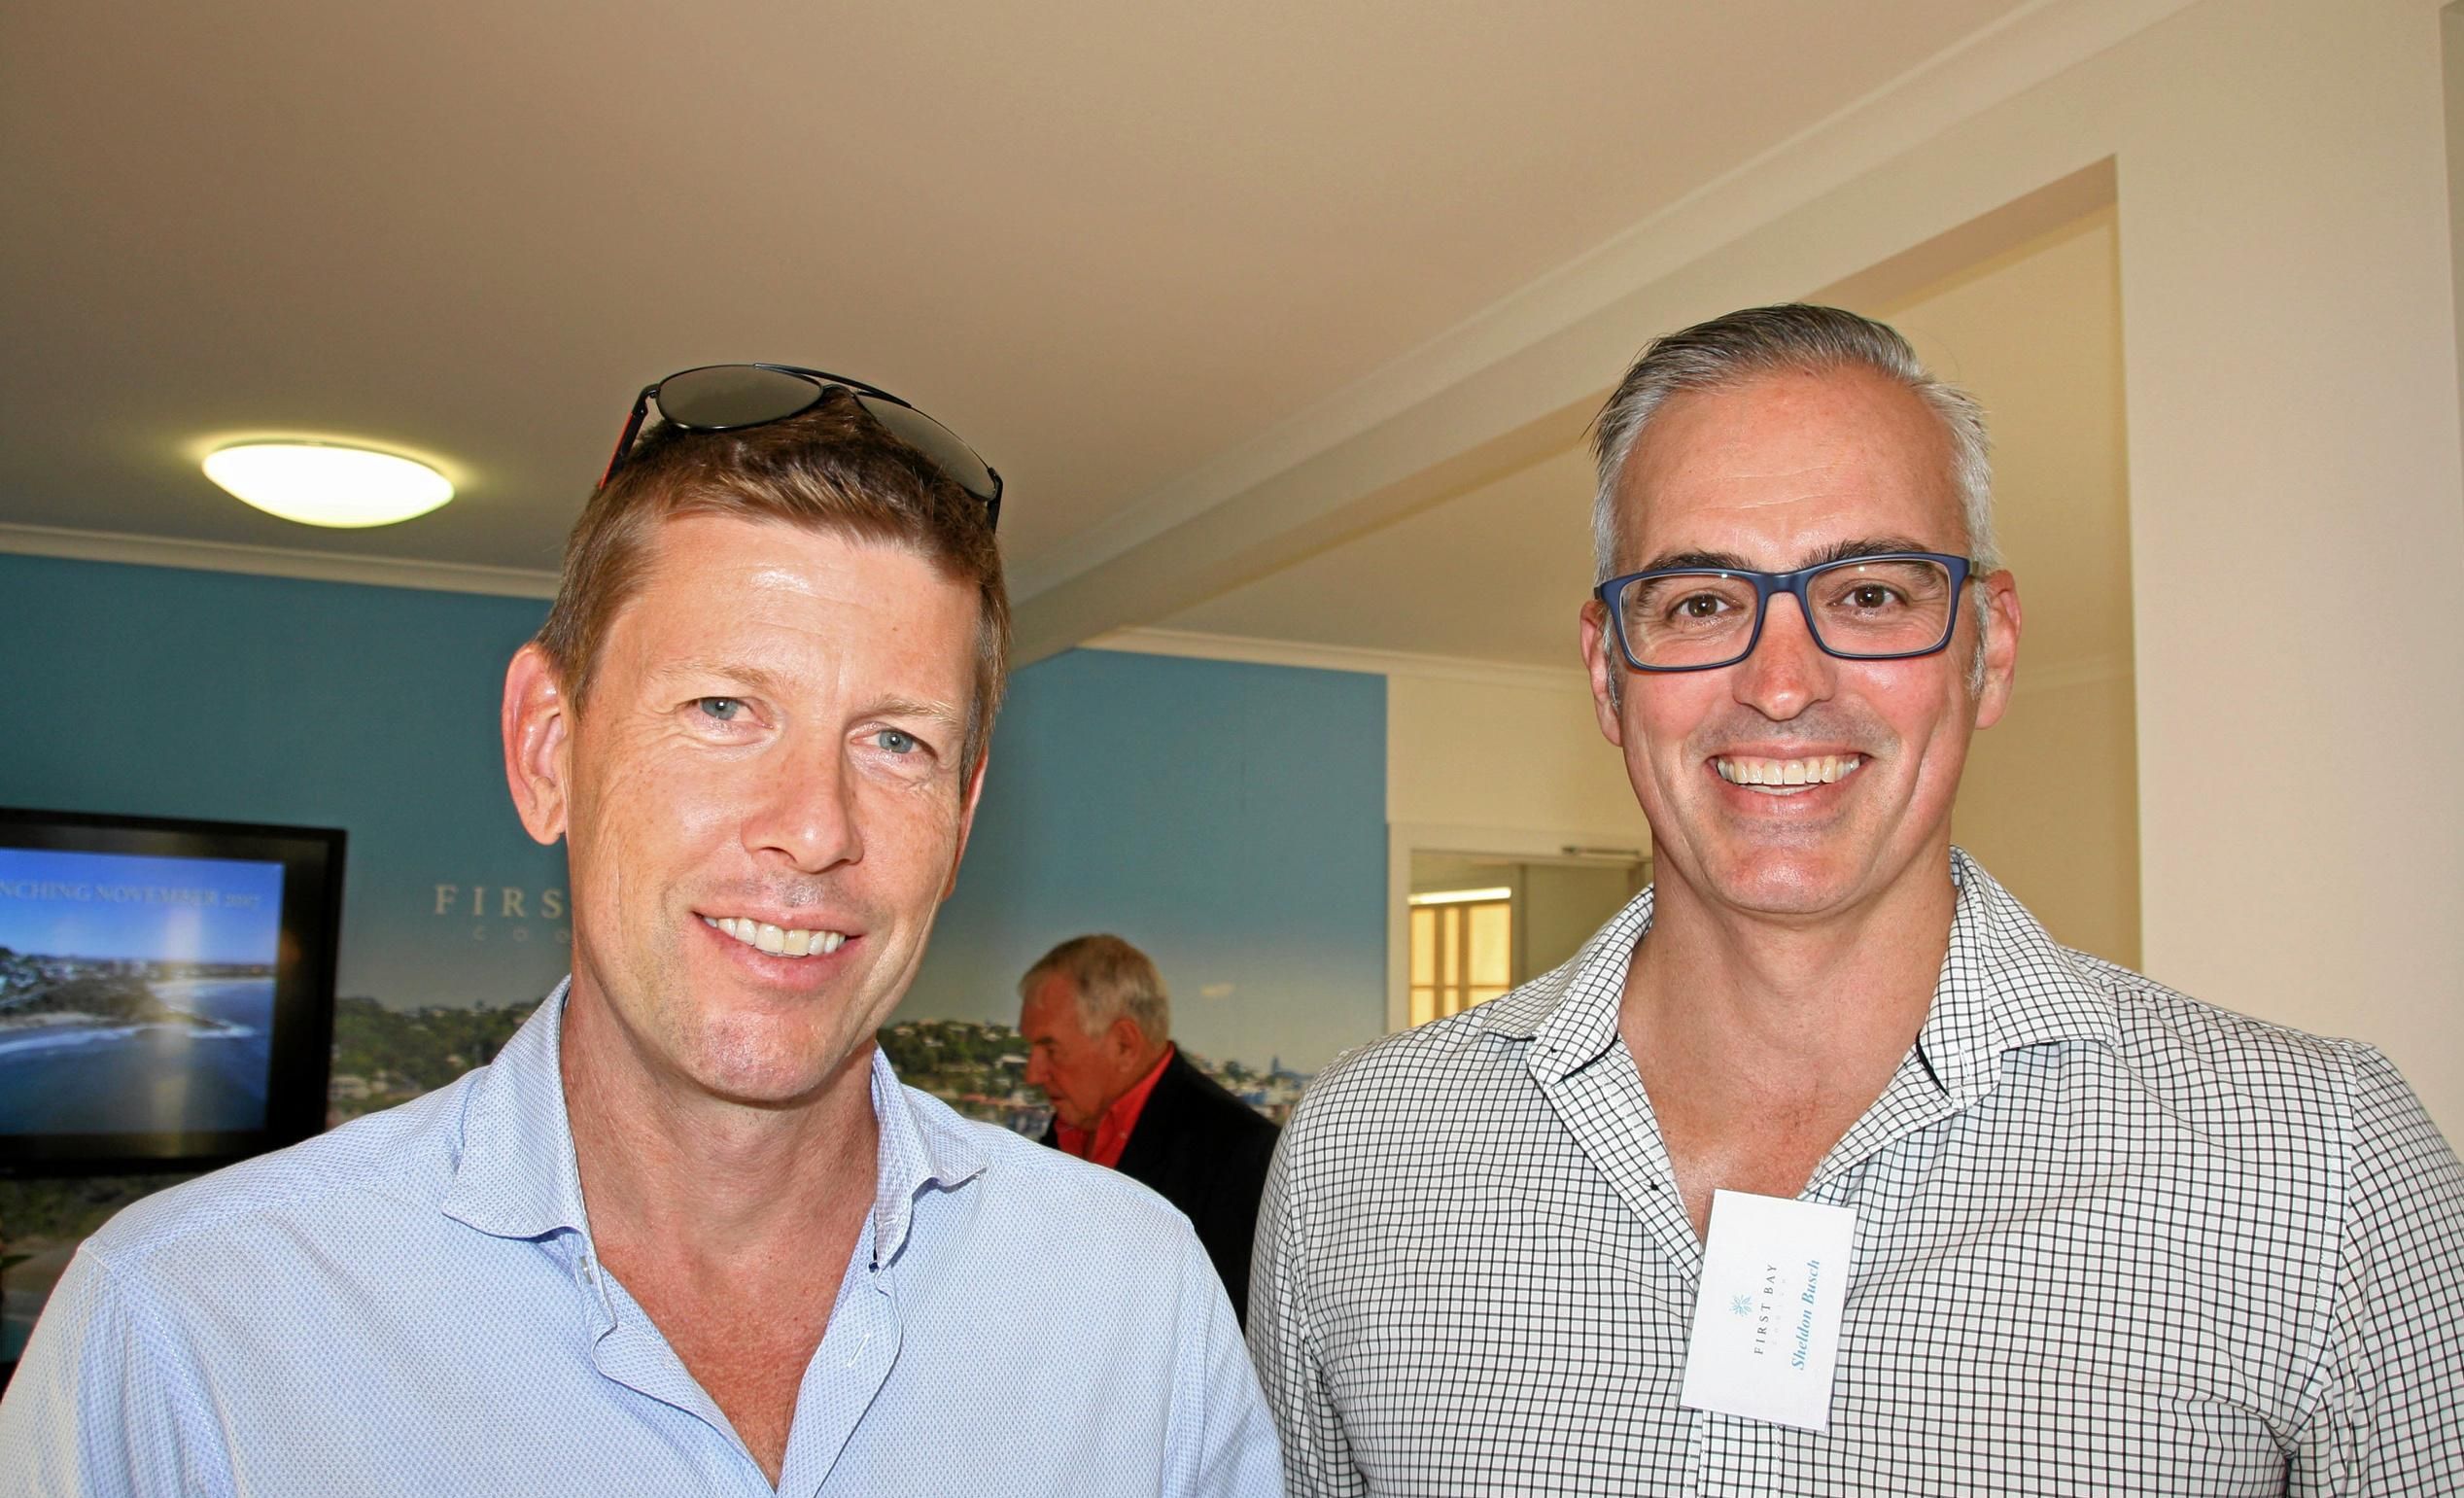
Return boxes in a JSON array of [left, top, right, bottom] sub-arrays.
[[1972, 570, 2024, 731], [1579, 599, 1627, 747], [503, 643, 573, 846], [941, 741, 992, 899], [1106, 1015, 1147, 1061]]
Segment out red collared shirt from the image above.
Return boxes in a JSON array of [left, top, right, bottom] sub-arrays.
[[1054, 1045, 1175, 1168]]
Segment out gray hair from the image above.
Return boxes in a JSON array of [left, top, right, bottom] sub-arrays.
[[1588, 304, 1999, 690], [1019, 934, 1171, 1043], [1591, 305, 1999, 575]]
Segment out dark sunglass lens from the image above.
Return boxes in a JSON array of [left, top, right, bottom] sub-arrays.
[[855, 395, 998, 503], [656, 366, 822, 430]]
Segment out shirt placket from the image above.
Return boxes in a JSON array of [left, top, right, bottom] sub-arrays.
[[574, 1240, 781, 1493], [1539, 1040, 1715, 1494], [1608, 1039, 1973, 1494], [1669, 1057, 1960, 1497], [777, 1225, 902, 1497]]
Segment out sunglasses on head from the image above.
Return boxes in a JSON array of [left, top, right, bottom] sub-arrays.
[[599, 363, 1003, 530]]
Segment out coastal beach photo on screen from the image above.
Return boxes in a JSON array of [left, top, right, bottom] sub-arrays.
[[0, 848, 287, 1139]]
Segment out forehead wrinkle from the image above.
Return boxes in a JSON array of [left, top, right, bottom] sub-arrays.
[[1633, 535, 1943, 575], [1691, 450, 1849, 485], [1655, 445, 1879, 504], [653, 653, 773, 682]]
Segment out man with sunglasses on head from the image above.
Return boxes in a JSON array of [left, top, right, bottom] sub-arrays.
[[0, 366, 1283, 1496], [1249, 306, 2464, 1494]]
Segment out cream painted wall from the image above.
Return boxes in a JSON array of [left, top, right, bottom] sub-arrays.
[[1519, 861, 1644, 979], [1826, 0, 2464, 1125], [1863, 205, 2143, 969], [1961, 669, 2143, 967], [1385, 669, 1640, 841], [2098, 0, 2462, 1130]]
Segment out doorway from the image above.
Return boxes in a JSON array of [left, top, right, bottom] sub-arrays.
[[1402, 847, 1647, 1028]]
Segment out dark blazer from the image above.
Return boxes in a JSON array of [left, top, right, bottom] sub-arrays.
[[1043, 1051, 1281, 1324]]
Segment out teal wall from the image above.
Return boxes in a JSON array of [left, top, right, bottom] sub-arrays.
[[909, 648, 1387, 1071], [0, 555, 1389, 1064], [2, 554, 568, 1011]]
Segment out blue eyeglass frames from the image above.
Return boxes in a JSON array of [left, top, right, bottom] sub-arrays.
[[1593, 552, 1974, 673]]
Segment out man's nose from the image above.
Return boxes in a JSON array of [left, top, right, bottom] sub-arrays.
[[1732, 591, 1837, 720], [1024, 1052, 1048, 1087], [744, 743, 865, 873]]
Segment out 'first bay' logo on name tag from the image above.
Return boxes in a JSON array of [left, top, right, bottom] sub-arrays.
[[1680, 1190, 1856, 1433]]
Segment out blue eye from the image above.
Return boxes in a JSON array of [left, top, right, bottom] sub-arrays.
[[697, 698, 744, 721], [878, 729, 919, 754]]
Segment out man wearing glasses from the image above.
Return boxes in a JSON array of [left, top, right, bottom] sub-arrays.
[[1249, 306, 2464, 1493], [0, 368, 1283, 1495]]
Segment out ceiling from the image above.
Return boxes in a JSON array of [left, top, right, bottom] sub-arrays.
[[1, 0, 2045, 643], [1168, 203, 2131, 676]]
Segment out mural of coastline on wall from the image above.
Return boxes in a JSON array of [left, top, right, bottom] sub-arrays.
[[0, 559, 1392, 1371], [316, 1005, 1310, 1141]]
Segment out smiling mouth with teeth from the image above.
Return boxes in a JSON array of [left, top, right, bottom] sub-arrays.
[[1714, 754, 1863, 790], [703, 915, 849, 958]]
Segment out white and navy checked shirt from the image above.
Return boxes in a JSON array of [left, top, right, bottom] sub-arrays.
[[0, 982, 1283, 1496], [1250, 851, 2464, 1495]]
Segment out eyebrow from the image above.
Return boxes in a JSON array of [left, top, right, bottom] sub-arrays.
[[654, 657, 799, 700], [869, 695, 967, 731], [1633, 535, 1942, 574], [653, 661, 965, 728]]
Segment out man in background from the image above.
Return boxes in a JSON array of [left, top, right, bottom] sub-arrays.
[[1249, 304, 2464, 1493], [1, 368, 1280, 1495], [1022, 934, 1279, 1321]]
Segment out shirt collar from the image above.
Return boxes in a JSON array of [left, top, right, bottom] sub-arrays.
[[1055, 1043, 1177, 1163], [1472, 887, 1651, 1084], [1470, 848, 2119, 1098], [439, 978, 590, 1241], [1921, 848, 2121, 1103], [439, 979, 990, 1267], [866, 1042, 987, 1268]]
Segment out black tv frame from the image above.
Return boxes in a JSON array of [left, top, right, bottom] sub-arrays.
[[0, 808, 345, 1177]]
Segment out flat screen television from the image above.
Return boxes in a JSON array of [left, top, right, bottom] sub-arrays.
[[0, 809, 345, 1176]]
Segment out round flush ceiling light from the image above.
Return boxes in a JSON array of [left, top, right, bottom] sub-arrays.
[[202, 441, 454, 528]]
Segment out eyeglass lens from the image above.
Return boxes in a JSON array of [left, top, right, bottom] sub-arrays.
[[850, 394, 997, 503], [1618, 558, 1959, 668], [651, 366, 997, 503], [654, 366, 826, 429]]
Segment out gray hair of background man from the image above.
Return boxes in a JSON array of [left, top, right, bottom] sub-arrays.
[[1587, 304, 2000, 690], [1020, 934, 1173, 1043]]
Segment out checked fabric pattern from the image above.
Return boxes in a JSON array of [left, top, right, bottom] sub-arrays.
[[1250, 851, 2464, 1495]]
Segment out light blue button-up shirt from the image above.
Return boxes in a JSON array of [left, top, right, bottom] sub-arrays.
[[0, 984, 1284, 1495]]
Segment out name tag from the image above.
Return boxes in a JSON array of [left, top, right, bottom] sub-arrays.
[[1679, 1190, 1856, 1433]]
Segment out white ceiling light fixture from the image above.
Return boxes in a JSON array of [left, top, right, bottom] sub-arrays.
[[1407, 887, 1513, 906], [202, 441, 454, 528]]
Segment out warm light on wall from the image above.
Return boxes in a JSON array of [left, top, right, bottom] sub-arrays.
[[202, 442, 454, 528]]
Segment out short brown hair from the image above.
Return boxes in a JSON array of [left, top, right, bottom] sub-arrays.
[[1020, 934, 1171, 1043], [535, 392, 1010, 778]]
